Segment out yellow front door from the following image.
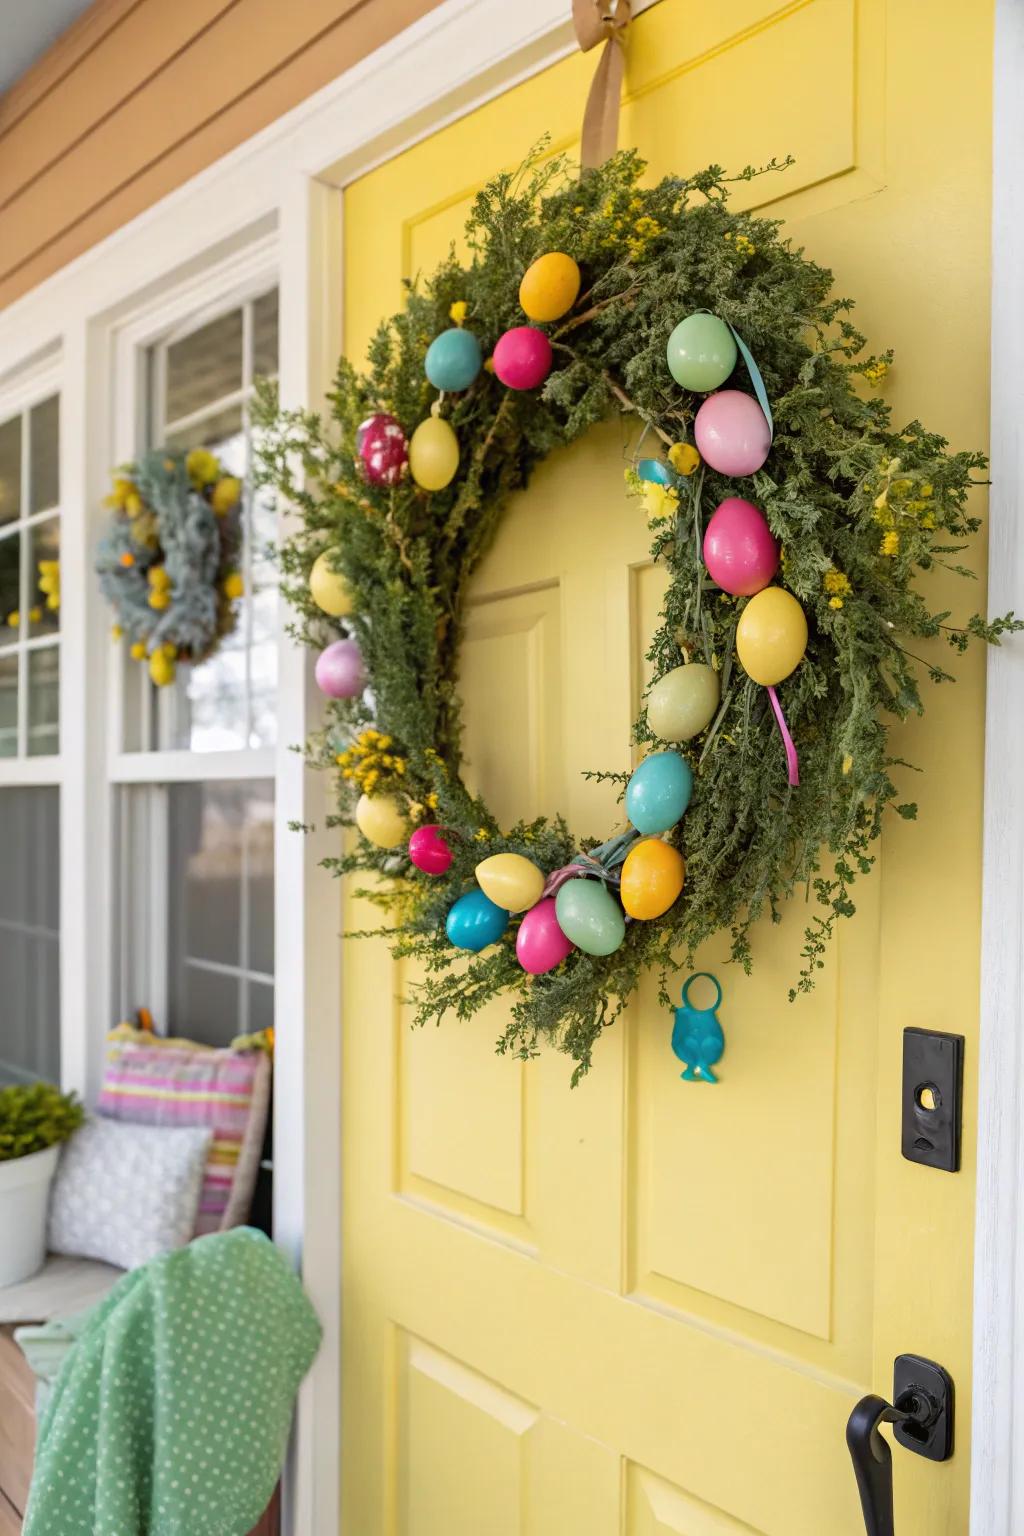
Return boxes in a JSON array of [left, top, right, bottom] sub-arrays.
[[340, 4, 991, 1531]]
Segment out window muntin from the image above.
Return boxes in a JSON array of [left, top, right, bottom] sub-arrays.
[[0, 786, 60, 1084], [0, 397, 60, 758], [124, 288, 279, 755]]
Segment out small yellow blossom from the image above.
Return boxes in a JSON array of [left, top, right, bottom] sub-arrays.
[[6, 610, 19, 629], [921, 513, 936, 529], [641, 481, 679, 526], [823, 570, 852, 598], [148, 589, 171, 611], [111, 625, 123, 641], [842, 754, 854, 776], [449, 300, 468, 326], [186, 448, 219, 489], [572, 204, 585, 215], [668, 441, 700, 477], [426, 792, 439, 810], [920, 483, 933, 498], [474, 827, 488, 842], [130, 641, 147, 661], [829, 596, 844, 610], [733, 234, 756, 257], [483, 357, 495, 374], [222, 572, 244, 600], [864, 360, 889, 384], [408, 801, 425, 822], [880, 530, 900, 557]]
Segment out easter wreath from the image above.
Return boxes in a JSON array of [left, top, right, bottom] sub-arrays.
[[255, 148, 1018, 1082], [96, 448, 244, 688]]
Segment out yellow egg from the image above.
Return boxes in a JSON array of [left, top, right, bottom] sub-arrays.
[[148, 650, 176, 688], [519, 252, 581, 323], [355, 792, 408, 849], [619, 838, 685, 920], [736, 587, 808, 686], [475, 852, 545, 913], [409, 416, 459, 492], [309, 551, 354, 618], [211, 476, 241, 515]]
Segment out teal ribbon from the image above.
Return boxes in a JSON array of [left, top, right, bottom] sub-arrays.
[[725, 321, 774, 439]]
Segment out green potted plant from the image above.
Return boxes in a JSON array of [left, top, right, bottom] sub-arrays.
[[0, 1082, 84, 1286]]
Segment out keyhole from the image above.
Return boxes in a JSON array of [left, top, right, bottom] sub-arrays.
[[916, 1082, 941, 1112]]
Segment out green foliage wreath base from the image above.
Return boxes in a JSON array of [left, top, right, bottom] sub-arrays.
[[257, 149, 1016, 1082]]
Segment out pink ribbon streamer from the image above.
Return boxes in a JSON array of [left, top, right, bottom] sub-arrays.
[[767, 685, 799, 787]]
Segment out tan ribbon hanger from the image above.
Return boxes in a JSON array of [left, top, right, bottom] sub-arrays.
[[573, 0, 632, 170]]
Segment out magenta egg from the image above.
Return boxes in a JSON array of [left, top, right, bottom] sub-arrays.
[[314, 638, 365, 699], [493, 327, 553, 391], [356, 412, 408, 486], [703, 497, 780, 596], [515, 896, 574, 975], [694, 390, 772, 477], [408, 824, 453, 876]]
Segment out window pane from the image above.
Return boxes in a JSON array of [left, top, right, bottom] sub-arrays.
[[253, 289, 279, 378], [165, 404, 245, 463], [169, 782, 242, 969], [248, 980, 274, 1036], [29, 518, 60, 637], [0, 653, 17, 756], [27, 646, 59, 757], [177, 964, 240, 1050], [0, 787, 60, 1085], [0, 531, 18, 648], [29, 396, 59, 514], [0, 416, 21, 526], [165, 310, 243, 426]]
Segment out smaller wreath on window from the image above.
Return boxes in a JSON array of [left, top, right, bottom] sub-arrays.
[[96, 448, 244, 687]]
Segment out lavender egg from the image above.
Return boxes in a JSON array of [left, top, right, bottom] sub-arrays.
[[315, 638, 365, 699]]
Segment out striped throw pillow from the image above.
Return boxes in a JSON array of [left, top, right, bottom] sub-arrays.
[[98, 1026, 271, 1236]]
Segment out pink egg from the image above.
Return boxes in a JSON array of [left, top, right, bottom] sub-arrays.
[[694, 390, 772, 477], [408, 824, 453, 875], [703, 497, 780, 596], [493, 327, 553, 391], [516, 896, 574, 975], [355, 412, 408, 486], [314, 638, 365, 698]]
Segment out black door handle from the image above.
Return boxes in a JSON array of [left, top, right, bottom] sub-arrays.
[[846, 1357, 954, 1536]]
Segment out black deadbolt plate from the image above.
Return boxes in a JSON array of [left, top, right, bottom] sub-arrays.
[[901, 1028, 964, 1172], [893, 1354, 954, 1462]]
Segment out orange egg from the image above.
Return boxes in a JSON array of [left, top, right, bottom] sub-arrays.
[[619, 837, 685, 920]]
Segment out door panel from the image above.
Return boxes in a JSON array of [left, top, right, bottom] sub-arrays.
[[341, 2, 990, 1531]]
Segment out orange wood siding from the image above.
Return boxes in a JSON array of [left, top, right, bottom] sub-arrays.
[[0, 0, 444, 310]]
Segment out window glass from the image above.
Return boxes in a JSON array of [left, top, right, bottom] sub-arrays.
[[0, 416, 21, 526], [0, 397, 60, 757], [132, 288, 278, 754], [0, 787, 61, 1084]]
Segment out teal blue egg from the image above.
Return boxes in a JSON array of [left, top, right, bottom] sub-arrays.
[[446, 888, 509, 952], [425, 328, 483, 392], [626, 751, 693, 834], [666, 313, 737, 392], [554, 880, 626, 957]]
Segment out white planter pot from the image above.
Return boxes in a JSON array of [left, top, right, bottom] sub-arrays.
[[0, 1143, 60, 1287]]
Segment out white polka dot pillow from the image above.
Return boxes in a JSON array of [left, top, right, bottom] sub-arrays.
[[48, 1118, 212, 1272]]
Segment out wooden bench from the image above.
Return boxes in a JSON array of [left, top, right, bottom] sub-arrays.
[[0, 1326, 279, 1533]]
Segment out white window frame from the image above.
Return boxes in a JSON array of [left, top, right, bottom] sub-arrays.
[[0, 0, 1016, 1530]]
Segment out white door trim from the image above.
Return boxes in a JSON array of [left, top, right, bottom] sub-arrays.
[[0, 0, 1014, 1528], [970, 2, 1024, 1531]]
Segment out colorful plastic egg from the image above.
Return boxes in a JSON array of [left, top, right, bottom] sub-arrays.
[[408, 824, 453, 875], [314, 638, 365, 699], [666, 313, 737, 393], [356, 412, 408, 487], [425, 327, 482, 392], [493, 327, 552, 390], [647, 664, 719, 742], [475, 852, 545, 913], [703, 497, 779, 596], [619, 838, 686, 920], [309, 551, 354, 617], [409, 415, 460, 491], [446, 889, 509, 952], [626, 751, 693, 834], [694, 391, 771, 477], [355, 793, 408, 849], [519, 252, 581, 322], [554, 879, 626, 957], [516, 897, 574, 974], [736, 587, 808, 686]]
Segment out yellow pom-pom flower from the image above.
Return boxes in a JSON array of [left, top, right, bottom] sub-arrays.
[[148, 649, 176, 688], [186, 448, 219, 489], [222, 572, 244, 600], [211, 477, 241, 515], [880, 530, 900, 557], [449, 300, 468, 326], [111, 625, 123, 641], [147, 565, 171, 591], [130, 641, 147, 661], [148, 589, 171, 611], [6, 610, 19, 630]]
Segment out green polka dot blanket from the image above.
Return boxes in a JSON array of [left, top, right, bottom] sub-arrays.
[[23, 1227, 321, 1536]]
